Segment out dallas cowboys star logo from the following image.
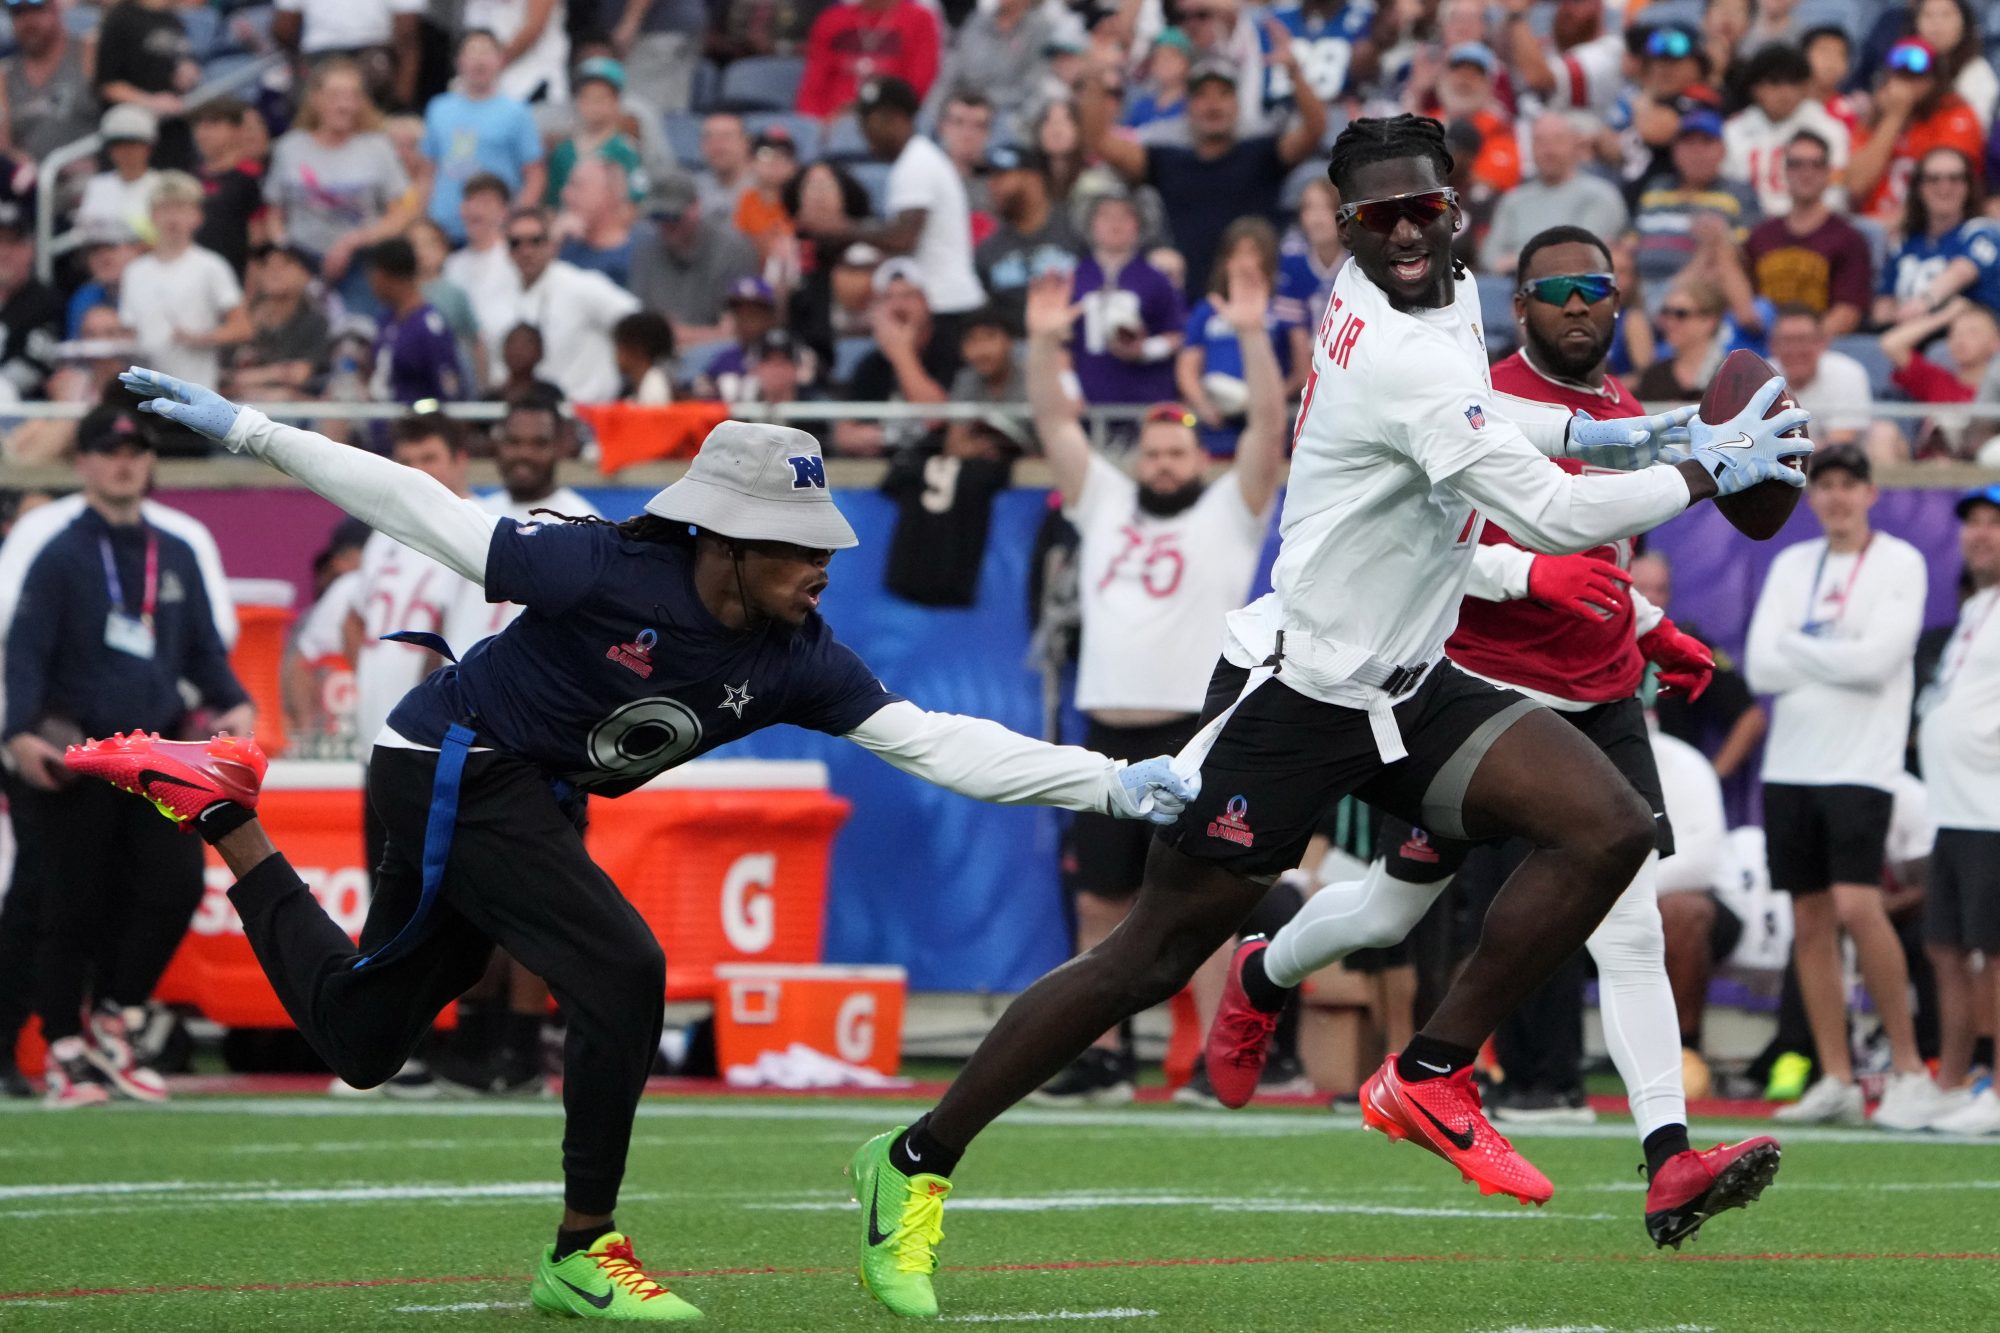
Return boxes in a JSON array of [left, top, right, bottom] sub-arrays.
[[720, 681, 754, 718]]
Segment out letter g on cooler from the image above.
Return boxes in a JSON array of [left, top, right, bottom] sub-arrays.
[[722, 852, 778, 953]]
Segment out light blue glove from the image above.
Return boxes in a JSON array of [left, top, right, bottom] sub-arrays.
[[1564, 404, 1699, 470], [1685, 376, 1813, 497], [119, 367, 245, 447], [1108, 755, 1202, 826]]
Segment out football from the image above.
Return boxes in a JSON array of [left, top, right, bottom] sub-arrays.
[[1697, 348, 1807, 541]]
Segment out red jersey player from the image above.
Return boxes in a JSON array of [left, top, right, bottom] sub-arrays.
[[1205, 225, 1782, 1250]]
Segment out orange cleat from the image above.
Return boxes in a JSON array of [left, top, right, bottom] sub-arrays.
[[1205, 936, 1281, 1109], [1359, 1056, 1554, 1205], [1644, 1136, 1781, 1249], [64, 731, 267, 825]]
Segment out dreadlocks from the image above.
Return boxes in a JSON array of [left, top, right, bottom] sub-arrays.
[[1326, 114, 1454, 199], [536, 509, 692, 546]]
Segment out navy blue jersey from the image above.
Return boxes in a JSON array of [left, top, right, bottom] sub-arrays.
[[386, 520, 902, 796]]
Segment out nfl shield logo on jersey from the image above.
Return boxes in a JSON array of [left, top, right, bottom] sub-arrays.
[[1463, 403, 1485, 430]]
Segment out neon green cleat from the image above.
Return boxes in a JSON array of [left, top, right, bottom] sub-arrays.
[[849, 1127, 952, 1318], [1765, 1051, 1813, 1103], [529, 1232, 704, 1321]]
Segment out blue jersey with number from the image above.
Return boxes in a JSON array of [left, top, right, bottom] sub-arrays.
[[1261, 0, 1375, 105], [385, 519, 902, 796], [1880, 220, 2000, 309]]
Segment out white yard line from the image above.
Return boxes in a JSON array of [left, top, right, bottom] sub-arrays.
[[944, 1309, 1159, 1323], [394, 1301, 531, 1314]]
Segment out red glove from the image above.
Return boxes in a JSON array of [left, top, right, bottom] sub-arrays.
[[1639, 617, 1714, 701], [1526, 554, 1632, 621]]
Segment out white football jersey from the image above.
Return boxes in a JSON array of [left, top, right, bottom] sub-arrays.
[[352, 530, 473, 750], [1226, 259, 1501, 705], [442, 486, 600, 650], [1068, 454, 1270, 714]]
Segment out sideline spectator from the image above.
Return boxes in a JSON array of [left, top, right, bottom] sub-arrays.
[[693, 113, 753, 220], [1069, 190, 1183, 406], [1264, 0, 1380, 106], [795, 0, 941, 120], [189, 100, 264, 276], [976, 145, 1081, 330], [1874, 146, 2000, 322], [697, 276, 780, 396], [1803, 25, 1864, 139], [463, 0, 569, 103], [544, 56, 644, 207], [506, 204, 639, 403], [704, 0, 820, 67], [1849, 38, 1984, 222], [556, 156, 637, 287], [1081, 52, 1325, 297], [76, 106, 162, 241], [1124, 29, 1191, 134], [1917, 486, 2000, 1135], [1498, 0, 1626, 120], [65, 223, 143, 336], [264, 60, 415, 312], [1913, 0, 1996, 133], [118, 172, 250, 399], [733, 126, 799, 264], [0, 205, 57, 400], [1483, 114, 1629, 276], [1174, 0, 1269, 139], [609, 0, 706, 113], [1028, 97, 1085, 210], [1631, 110, 1761, 297], [1175, 217, 1308, 455], [1746, 446, 1946, 1131], [1766, 305, 1872, 447], [1744, 130, 1872, 334], [490, 322, 564, 403], [935, 89, 996, 218], [834, 257, 957, 455], [94, 0, 197, 171], [366, 236, 464, 407], [925, 0, 1053, 133], [612, 310, 675, 402], [1724, 44, 1852, 218], [1880, 297, 2000, 460], [782, 162, 874, 357], [408, 218, 480, 380], [945, 304, 1026, 437], [1276, 178, 1343, 329], [224, 242, 332, 399], [5, 406, 250, 1108], [442, 173, 522, 387], [423, 31, 546, 243], [0, 0, 98, 165], [1606, 22, 1710, 201], [1634, 277, 1728, 400], [794, 78, 985, 332], [1423, 43, 1521, 207], [273, 0, 423, 110], [628, 172, 757, 346]]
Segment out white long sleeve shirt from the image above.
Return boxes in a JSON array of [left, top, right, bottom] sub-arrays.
[[1744, 531, 1927, 791], [1918, 585, 2000, 831]]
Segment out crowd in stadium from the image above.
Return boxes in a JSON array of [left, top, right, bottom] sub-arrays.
[[0, 0, 1992, 1166]]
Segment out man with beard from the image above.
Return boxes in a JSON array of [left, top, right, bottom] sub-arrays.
[[1020, 263, 1284, 1106], [1200, 224, 1782, 1247]]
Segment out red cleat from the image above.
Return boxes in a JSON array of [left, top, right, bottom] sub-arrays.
[[64, 731, 267, 825], [1644, 1135, 1781, 1249], [1359, 1056, 1554, 1205], [1206, 936, 1282, 1108]]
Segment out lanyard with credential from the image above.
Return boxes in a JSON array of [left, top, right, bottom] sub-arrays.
[[1803, 534, 1873, 634], [100, 531, 159, 626]]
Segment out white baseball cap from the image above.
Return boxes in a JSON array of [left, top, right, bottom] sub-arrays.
[[644, 420, 857, 550]]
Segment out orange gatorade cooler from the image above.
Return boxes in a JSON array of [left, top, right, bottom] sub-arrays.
[[714, 963, 908, 1079]]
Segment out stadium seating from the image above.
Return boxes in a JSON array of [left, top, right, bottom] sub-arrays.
[[744, 112, 821, 162], [717, 56, 807, 112]]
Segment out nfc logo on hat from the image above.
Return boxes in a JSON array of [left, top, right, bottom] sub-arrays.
[[787, 455, 827, 489]]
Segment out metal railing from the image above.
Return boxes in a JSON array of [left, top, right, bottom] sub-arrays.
[[35, 52, 286, 284]]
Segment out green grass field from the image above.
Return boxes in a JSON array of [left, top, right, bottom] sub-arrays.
[[2, 1091, 1995, 1331]]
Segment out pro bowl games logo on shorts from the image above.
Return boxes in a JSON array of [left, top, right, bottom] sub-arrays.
[[1207, 794, 1254, 847]]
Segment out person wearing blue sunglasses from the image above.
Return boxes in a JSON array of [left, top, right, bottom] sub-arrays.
[[1848, 37, 1986, 219]]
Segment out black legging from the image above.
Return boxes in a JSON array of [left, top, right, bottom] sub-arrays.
[[228, 746, 664, 1215], [15, 779, 205, 1041]]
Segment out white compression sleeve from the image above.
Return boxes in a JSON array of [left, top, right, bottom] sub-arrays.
[[1449, 442, 1691, 556], [1585, 854, 1687, 1139], [843, 699, 1118, 814], [1263, 859, 1453, 990], [225, 408, 500, 584]]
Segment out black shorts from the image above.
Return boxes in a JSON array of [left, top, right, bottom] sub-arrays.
[[1924, 828, 2000, 951], [1762, 782, 1894, 895], [1375, 695, 1675, 880], [1157, 658, 1540, 882], [1065, 714, 1203, 900]]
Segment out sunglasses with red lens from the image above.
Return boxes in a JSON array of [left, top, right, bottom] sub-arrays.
[[1337, 187, 1458, 234]]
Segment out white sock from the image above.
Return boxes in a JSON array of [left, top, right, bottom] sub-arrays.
[[1263, 857, 1453, 990], [1585, 854, 1688, 1140]]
